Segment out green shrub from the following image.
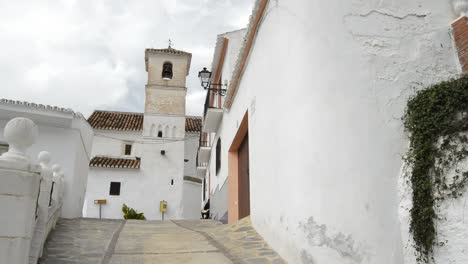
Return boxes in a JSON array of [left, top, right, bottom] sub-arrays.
[[122, 203, 146, 220]]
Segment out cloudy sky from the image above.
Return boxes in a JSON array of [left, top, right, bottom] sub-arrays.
[[0, 0, 253, 117]]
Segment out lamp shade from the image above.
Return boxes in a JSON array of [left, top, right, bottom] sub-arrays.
[[198, 67, 212, 89]]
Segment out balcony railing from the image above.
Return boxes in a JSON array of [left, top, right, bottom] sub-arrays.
[[203, 84, 225, 118], [199, 140, 210, 148]]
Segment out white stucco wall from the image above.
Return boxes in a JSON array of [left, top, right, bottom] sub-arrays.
[[184, 132, 199, 177], [181, 181, 202, 219], [207, 0, 464, 263], [0, 105, 93, 219]]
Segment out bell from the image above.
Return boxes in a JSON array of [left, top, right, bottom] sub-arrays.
[[162, 62, 173, 80]]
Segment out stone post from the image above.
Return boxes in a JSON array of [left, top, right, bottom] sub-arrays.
[[29, 151, 53, 264], [52, 164, 64, 206], [0, 117, 40, 264]]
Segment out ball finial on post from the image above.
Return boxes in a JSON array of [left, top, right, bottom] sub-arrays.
[[37, 151, 51, 166], [0, 117, 38, 167], [52, 164, 62, 175]]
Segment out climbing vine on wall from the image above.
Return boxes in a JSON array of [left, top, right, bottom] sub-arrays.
[[403, 76, 468, 262]]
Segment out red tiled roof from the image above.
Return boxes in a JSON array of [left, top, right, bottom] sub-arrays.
[[185, 116, 202, 133], [87, 110, 201, 133], [88, 111, 143, 131], [89, 156, 141, 169]]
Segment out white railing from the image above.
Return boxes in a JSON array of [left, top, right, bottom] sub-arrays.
[[0, 117, 65, 264]]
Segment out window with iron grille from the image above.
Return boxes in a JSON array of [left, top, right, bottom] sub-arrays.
[[109, 182, 121, 196], [216, 138, 221, 175]]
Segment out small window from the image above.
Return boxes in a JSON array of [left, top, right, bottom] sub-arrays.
[[162, 62, 173, 80], [109, 182, 121, 196], [158, 131, 163, 138], [171, 179, 174, 185], [216, 138, 221, 174], [124, 144, 132, 155], [0, 144, 8, 155]]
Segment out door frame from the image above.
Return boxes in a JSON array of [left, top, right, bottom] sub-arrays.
[[228, 111, 249, 223]]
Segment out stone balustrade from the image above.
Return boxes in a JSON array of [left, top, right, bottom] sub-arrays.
[[0, 117, 65, 264]]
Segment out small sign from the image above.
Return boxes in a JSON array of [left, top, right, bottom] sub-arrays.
[[94, 199, 107, 205], [159, 200, 167, 212]]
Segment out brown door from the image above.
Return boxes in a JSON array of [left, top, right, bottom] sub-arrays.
[[237, 133, 250, 218]]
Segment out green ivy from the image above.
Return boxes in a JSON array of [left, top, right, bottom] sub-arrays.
[[403, 76, 468, 262], [122, 203, 146, 220]]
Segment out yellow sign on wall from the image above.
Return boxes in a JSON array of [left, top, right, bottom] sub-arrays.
[[159, 200, 167, 212]]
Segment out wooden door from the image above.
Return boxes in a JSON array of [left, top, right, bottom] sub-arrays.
[[238, 133, 250, 218]]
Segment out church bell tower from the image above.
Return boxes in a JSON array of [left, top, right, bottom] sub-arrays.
[[143, 46, 192, 138]]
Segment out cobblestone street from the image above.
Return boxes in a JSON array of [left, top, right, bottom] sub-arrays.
[[39, 217, 285, 264]]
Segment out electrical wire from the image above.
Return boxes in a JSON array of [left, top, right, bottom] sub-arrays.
[[94, 133, 200, 145]]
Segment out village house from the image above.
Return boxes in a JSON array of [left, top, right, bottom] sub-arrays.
[[197, 0, 468, 263], [83, 47, 203, 220]]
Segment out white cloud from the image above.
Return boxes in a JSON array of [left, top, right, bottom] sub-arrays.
[[0, 0, 253, 117]]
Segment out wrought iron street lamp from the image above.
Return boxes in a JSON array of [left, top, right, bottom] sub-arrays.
[[198, 68, 212, 89], [198, 67, 227, 96]]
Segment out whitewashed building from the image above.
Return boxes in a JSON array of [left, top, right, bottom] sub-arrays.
[[0, 99, 93, 218], [198, 0, 468, 263], [84, 47, 203, 220]]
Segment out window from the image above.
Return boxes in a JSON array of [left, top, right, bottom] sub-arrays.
[[124, 144, 132, 155], [158, 131, 163, 138], [202, 178, 206, 201], [162, 62, 173, 80], [171, 179, 174, 186], [0, 144, 8, 155], [216, 138, 221, 174], [109, 182, 121, 196]]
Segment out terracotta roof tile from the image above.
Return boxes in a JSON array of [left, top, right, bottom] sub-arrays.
[[87, 111, 143, 131], [185, 116, 202, 133], [90, 156, 141, 169], [88, 110, 201, 133]]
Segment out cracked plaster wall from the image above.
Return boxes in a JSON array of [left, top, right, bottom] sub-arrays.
[[234, 0, 462, 263]]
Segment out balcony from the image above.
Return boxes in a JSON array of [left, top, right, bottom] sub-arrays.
[[203, 107, 223, 133], [202, 85, 224, 133], [197, 141, 211, 163]]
